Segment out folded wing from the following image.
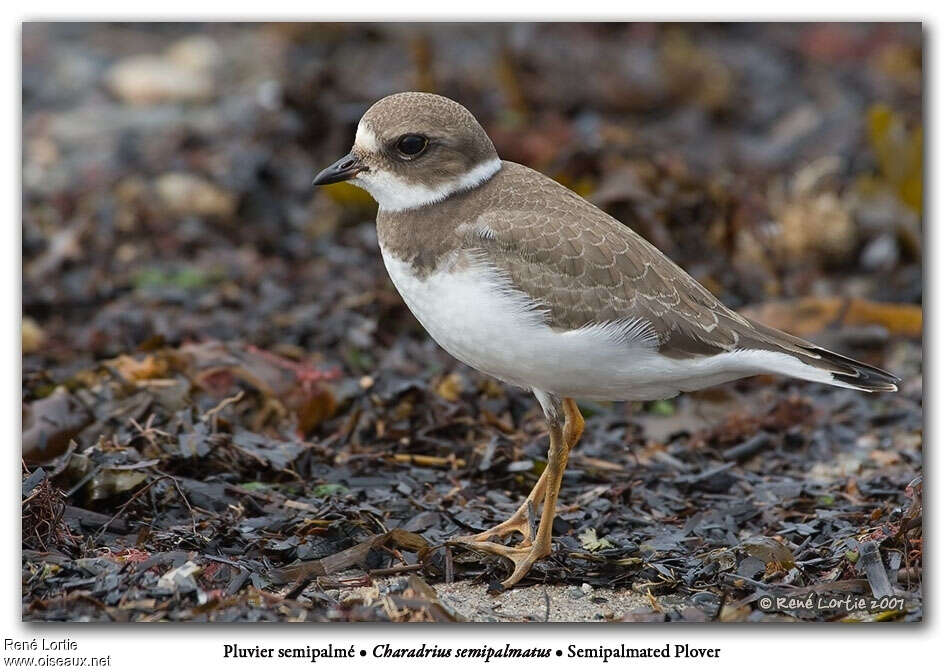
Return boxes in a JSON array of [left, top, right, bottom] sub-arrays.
[[464, 163, 898, 392]]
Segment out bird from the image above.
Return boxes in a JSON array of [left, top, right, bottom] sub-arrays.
[[313, 91, 899, 589]]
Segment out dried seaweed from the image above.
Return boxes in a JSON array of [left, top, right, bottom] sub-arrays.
[[21, 22, 922, 622]]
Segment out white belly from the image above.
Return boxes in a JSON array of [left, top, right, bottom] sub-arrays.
[[379, 247, 832, 401]]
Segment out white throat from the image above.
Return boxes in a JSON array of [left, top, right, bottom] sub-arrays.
[[351, 158, 502, 213]]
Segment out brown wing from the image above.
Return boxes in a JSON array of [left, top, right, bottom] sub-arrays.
[[462, 162, 751, 357], [377, 161, 898, 391], [460, 163, 898, 391]]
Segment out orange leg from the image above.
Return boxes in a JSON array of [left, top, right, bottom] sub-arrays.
[[451, 398, 584, 588]]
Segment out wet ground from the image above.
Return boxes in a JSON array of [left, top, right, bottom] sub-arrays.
[[22, 22, 922, 622]]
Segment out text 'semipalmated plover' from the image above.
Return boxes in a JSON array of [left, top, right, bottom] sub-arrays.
[[314, 92, 899, 588]]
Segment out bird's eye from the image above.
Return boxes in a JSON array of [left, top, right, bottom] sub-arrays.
[[396, 134, 428, 157]]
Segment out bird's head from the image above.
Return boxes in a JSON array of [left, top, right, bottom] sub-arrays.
[[313, 92, 501, 212]]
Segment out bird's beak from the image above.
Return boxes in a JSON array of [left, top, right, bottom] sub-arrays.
[[312, 152, 366, 186]]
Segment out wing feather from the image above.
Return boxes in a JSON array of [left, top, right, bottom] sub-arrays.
[[460, 166, 745, 356]]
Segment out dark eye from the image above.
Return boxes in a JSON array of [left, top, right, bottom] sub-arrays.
[[396, 134, 428, 157]]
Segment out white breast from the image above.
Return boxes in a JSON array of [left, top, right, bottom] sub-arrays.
[[379, 246, 834, 401], [379, 247, 653, 399]]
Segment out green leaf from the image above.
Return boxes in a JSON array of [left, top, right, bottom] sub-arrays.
[[311, 483, 348, 497], [649, 399, 675, 416], [578, 527, 614, 552]]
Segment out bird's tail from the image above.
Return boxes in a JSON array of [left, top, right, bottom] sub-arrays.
[[742, 318, 900, 392]]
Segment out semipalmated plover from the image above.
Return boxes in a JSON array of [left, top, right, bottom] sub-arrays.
[[314, 92, 899, 588]]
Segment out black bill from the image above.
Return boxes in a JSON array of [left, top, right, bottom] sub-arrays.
[[312, 152, 366, 186]]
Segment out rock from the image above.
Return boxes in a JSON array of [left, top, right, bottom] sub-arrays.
[[105, 36, 220, 105], [506, 459, 535, 473], [567, 586, 586, 599], [256, 80, 283, 111], [860, 232, 900, 271], [158, 560, 202, 594], [154, 173, 237, 218], [106, 56, 214, 105], [22, 317, 45, 354], [166, 36, 222, 72]]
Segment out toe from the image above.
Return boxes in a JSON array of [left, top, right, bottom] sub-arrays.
[[450, 538, 551, 589], [501, 560, 535, 588]]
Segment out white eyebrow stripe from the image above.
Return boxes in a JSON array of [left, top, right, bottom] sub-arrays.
[[351, 158, 502, 212]]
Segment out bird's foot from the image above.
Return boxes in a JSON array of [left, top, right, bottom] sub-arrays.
[[450, 504, 536, 548], [450, 539, 551, 589]]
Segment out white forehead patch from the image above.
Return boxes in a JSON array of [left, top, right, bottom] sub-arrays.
[[351, 158, 502, 212], [353, 121, 380, 154]]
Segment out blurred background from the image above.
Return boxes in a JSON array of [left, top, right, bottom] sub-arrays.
[[21, 23, 923, 622], [23, 23, 921, 373]]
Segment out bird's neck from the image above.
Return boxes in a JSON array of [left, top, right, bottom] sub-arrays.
[[355, 158, 502, 213]]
